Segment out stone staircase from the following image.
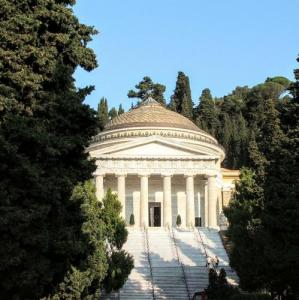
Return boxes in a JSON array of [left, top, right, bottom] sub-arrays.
[[148, 228, 189, 300], [172, 228, 209, 296], [119, 228, 154, 299], [102, 227, 238, 299], [197, 228, 238, 285]]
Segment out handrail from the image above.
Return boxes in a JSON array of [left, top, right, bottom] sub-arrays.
[[144, 226, 155, 300], [194, 226, 209, 262], [170, 226, 191, 300]]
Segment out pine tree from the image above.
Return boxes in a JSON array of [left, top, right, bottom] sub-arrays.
[[98, 97, 109, 130], [128, 76, 166, 104], [169, 71, 193, 119]]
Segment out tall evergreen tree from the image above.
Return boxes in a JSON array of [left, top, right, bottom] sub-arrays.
[[225, 60, 299, 298], [195, 88, 219, 136], [108, 107, 118, 119], [128, 76, 166, 104], [118, 104, 125, 115], [0, 1, 132, 299], [260, 57, 299, 298], [169, 71, 193, 119], [98, 97, 109, 130]]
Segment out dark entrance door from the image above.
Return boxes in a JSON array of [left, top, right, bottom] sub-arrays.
[[148, 202, 161, 227]]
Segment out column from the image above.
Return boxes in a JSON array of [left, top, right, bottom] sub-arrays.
[[208, 175, 217, 228], [204, 181, 209, 227], [117, 174, 126, 219], [185, 174, 195, 227], [140, 174, 149, 227], [95, 174, 104, 201], [163, 175, 172, 227]]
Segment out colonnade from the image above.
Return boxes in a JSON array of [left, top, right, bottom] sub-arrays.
[[95, 173, 218, 228]]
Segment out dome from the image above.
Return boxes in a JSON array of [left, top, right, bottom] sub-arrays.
[[104, 97, 203, 133]]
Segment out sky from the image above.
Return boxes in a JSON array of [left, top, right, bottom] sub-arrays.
[[73, 0, 299, 111]]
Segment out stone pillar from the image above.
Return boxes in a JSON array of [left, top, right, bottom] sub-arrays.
[[204, 181, 209, 227], [185, 175, 195, 227], [140, 174, 149, 227], [163, 175, 172, 227], [95, 174, 104, 201], [208, 175, 217, 228], [117, 174, 126, 219]]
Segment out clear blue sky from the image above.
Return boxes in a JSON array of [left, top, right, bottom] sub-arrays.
[[73, 0, 299, 111]]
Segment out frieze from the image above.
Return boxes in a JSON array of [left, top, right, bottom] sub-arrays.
[[91, 128, 223, 150]]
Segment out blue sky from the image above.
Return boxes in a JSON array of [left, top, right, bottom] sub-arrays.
[[74, 0, 299, 111]]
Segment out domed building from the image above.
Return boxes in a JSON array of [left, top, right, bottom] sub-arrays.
[[88, 98, 238, 228]]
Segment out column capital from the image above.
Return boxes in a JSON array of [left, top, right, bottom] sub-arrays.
[[161, 172, 173, 177], [205, 172, 218, 179], [184, 173, 195, 178], [138, 172, 150, 178], [115, 172, 127, 178], [93, 171, 105, 177]]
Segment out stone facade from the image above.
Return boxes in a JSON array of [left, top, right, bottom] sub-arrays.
[[87, 98, 238, 228]]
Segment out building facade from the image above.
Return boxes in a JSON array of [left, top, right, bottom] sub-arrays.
[[88, 98, 237, 228]]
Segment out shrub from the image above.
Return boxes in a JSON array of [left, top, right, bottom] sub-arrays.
[[176, 214, 182, 226], [129, 214, 135, 225]]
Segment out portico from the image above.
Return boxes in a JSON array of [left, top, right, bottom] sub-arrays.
[[88, 98, 226, 228], [93, 162, 219, 228]]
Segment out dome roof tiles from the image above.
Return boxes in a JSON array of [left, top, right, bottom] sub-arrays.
[[104, 97, 203, 133]]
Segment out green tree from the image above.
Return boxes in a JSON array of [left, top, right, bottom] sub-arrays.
[[169, 71, 193, 119], [224, 168, 265, 291], [195, 88, 219, 136], [98, 97, 109, 130], [128, 76, 166, 104], [118, 104, 125, 115], [108, 107, 118, 119], [224, 60, 299, 297], [50, 184, 134, 299], [100, 189, 134, 293], [0, 0, 120, 298], [49, 181, 108, 299], [260, 57, 299, 298]]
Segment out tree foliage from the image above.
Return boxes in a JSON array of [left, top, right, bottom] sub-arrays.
[[97, 97, 109, 131], [224, 57, 299, 299], [128, 76, 166, 104], [0, 1, 133, 299], [169, 71, 193, 119]]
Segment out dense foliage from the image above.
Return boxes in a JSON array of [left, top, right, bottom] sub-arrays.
[[204, 268, 271, 300], [0, 1, 132, 299], [224, 57, 299, 299]]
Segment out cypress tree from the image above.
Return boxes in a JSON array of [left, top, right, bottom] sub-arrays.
[[98, 97, 109, 131], [128, 76, 166, 104], [195, 88, 219, 136], [118, 104, 125, 115], [108, 107, 118, 119], [169, 71, 193, 119]]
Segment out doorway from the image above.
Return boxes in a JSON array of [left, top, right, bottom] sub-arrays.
[[149, 202, 161, 227]]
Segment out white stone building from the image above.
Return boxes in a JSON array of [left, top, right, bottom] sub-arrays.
[[88, 98, 234, 228]]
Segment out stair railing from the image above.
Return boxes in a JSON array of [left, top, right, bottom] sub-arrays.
[[170, 226, 191, 300], [144, 226, 155, 300], [193, 226, 209, 263]]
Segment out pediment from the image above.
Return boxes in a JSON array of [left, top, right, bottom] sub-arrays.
[[90, 137, 218, 158]]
